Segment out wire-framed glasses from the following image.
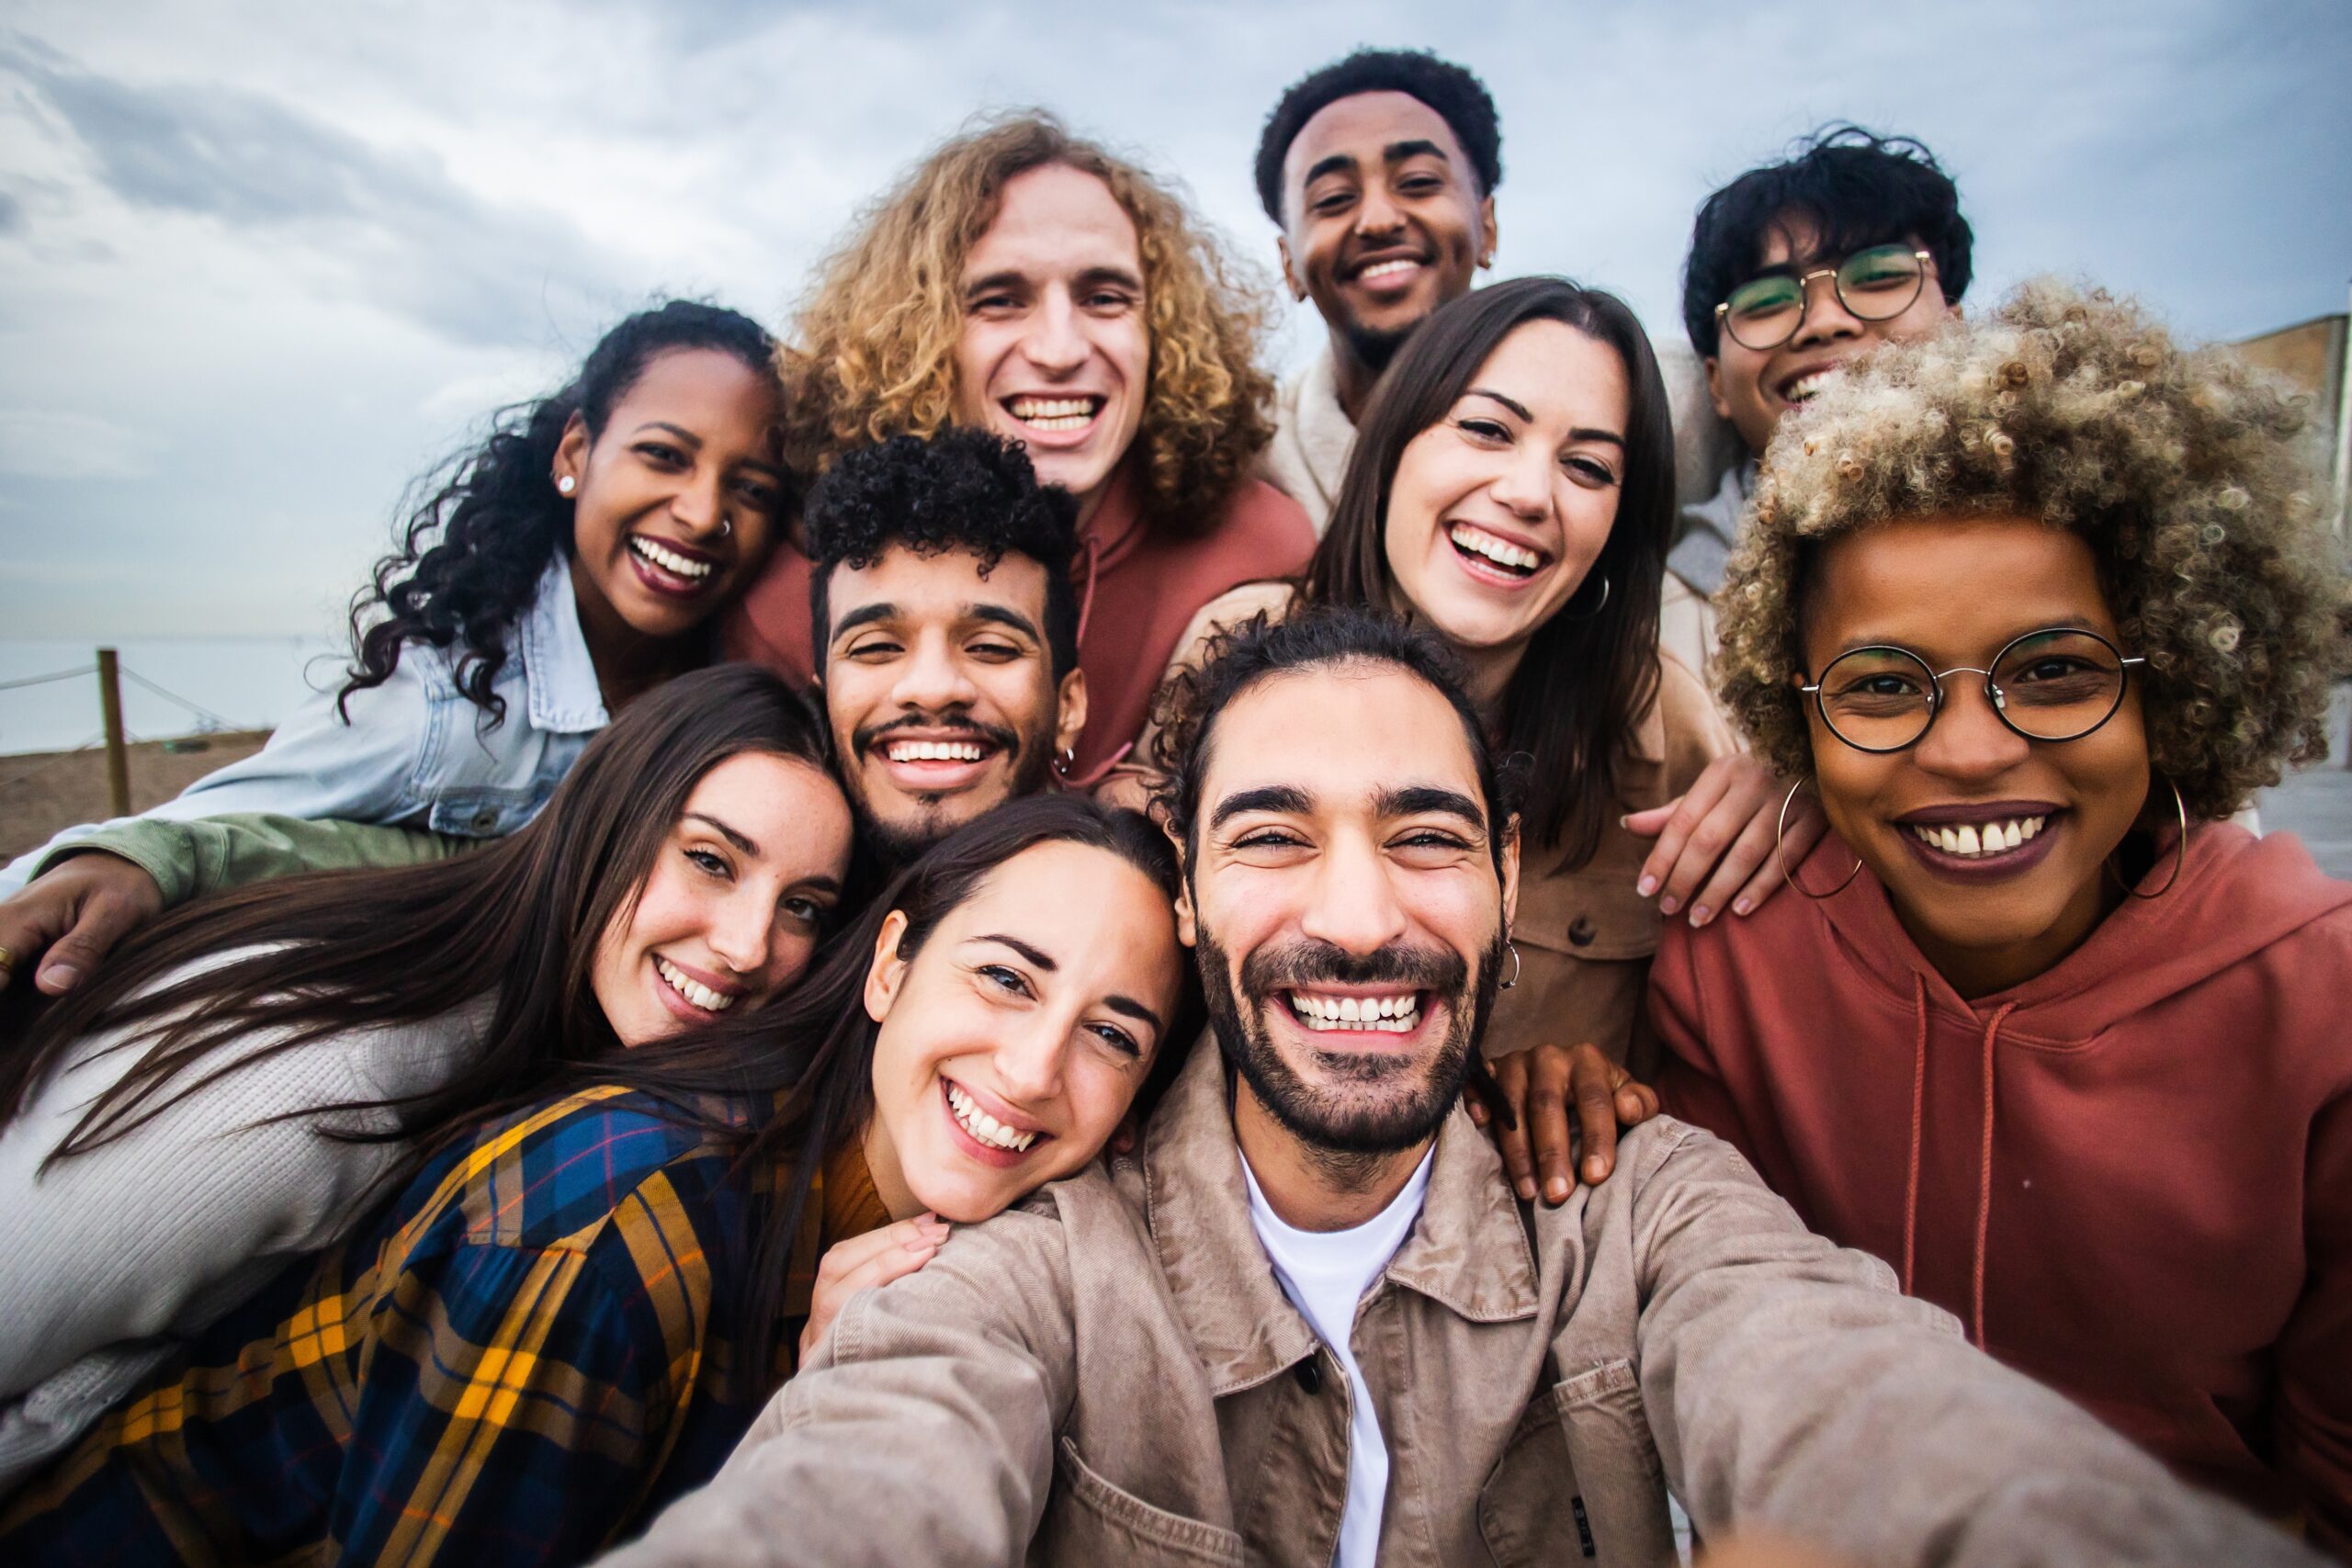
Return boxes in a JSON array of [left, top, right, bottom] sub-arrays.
[[1715, 244, 1934, 352], [1801, 627, 2147, 753]]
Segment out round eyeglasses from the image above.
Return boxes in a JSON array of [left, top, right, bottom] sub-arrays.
[[1801, 628, 2146, 753], [1715, 244, 1933, 353]]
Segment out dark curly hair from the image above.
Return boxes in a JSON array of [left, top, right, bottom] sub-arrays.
[[1681, 123, 1973, 358], [1254, 49, 1503, 222], [804, 429, 1081, 678], [339, 300, 784, 725], [1148, 604, 1521, 875]]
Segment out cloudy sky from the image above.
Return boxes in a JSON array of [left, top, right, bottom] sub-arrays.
[[2, 0, 2347, 637]]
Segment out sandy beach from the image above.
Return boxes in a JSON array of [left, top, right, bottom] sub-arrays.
[[0, 731, 270, 862]]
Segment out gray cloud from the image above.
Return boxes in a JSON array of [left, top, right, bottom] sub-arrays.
[[0, 191, 22, 235], [0, 36, 630, 346]]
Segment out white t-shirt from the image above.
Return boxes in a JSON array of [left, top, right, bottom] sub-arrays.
[[1241, 1146, 1436, 1568]]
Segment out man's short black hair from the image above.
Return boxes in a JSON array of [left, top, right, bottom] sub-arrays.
[[805, 430, 1080, 679], [1253, 49, 1503, 224], [1680, 123, 1973, 358]]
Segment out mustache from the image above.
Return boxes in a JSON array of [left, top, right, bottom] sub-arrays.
[[852, 710, 1021, 758], [1239, 937, 1467, 999]]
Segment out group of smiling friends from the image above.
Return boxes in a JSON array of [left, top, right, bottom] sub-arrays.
[[0, 44, 2342, 1568]]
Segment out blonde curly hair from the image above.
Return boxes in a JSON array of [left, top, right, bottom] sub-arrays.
[[781, 112, 1278, 535], [1716, 279, 2345, 819]]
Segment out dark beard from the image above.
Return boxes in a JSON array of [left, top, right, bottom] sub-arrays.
[[1196, 926, 1501, 1162], [845, 712, 1050, 867], [1339, 318, 1417, 378]]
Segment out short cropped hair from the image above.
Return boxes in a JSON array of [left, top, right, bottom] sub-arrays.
[[1681, 124, 1973, 357], [1149, 604, 1521, 874], [1253, 50, 1503, 223], [1716, 280, 2346, 820], [804, 430, 1080, 679]]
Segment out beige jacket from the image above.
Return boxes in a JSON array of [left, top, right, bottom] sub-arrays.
[[1263, 345, 1352, 537], [605, 1046, 2312, 1568]]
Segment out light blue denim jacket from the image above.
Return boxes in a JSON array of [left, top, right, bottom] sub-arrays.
[[1, 562, 607, 893]]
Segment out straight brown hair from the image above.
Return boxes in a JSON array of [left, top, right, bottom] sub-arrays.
[[1305, 277, 1673, 864]]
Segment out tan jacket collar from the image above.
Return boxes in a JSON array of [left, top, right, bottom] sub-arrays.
[[1141, 1042, 1540, 1395]]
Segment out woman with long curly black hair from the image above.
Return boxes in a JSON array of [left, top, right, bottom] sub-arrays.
[[1, 299, 792, 894]]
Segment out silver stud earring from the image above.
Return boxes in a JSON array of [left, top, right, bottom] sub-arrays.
[[555, 474, 576, 497]]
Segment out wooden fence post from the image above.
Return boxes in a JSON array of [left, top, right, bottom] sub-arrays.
[[96, 649, 130, 818]]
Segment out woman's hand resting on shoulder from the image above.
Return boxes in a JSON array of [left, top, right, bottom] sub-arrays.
[[800, 1214, 952, 1364], [1468, 1043, 1661, 1204], [1623, 754, 1827, 927]]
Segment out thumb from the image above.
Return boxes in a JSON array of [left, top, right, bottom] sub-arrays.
[[37, 902, 137, 995]]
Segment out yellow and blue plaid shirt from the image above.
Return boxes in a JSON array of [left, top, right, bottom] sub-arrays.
[[1, 1082, 888, 1565]]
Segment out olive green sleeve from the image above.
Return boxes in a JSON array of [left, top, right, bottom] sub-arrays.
[[29, 814, 472, 907]]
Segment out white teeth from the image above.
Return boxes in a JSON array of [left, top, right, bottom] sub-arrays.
[[1008, 397, 1101, 432], [945, 1084, 1037, 1152], [885, 739, 987, 763], [656, 955, 735, 1011], [1782, 368, 1838, 404], [1448, 523, 1544, 573], [1910, 816, 2047, 859], [1358, 258, 1419, 281], [1285, 993, 1420, 1032], [628, 536, 714, 581]]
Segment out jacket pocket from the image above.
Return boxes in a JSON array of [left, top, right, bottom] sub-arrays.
[[1477, 1385, 1595, 1566], [1555, 1359, 1676, 1567], [426, 787, 546, 839], [1036, 1437, 1244, 1567]]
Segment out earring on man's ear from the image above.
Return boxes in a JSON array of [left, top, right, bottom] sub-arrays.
[[1051, 747, 1077, 782], [555, 474, 576, 497], [1498, 939, 1521, 990], [1777, 778, 1861, 900]]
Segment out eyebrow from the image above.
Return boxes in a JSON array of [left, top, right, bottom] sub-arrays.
[[1210, 784, 1312, 829], [684, 811, 757, 856], [965, 265, 1144, 297], [1376, 784, 1487, 833], [632, 421, 703, 448], [827, 600, 1039, 643], [978, 935, 1165, 1033], [1464, 389, 1625, 448], [1384, 138, 1448, 167]]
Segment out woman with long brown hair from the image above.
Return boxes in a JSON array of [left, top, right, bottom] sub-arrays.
[[0, 663, 854, 1483], [0, 792, 1193, 1562]]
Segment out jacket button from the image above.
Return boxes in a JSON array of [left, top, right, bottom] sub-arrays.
[[1568, 916, 1597, 948], [469, 807, 499, 831], [1295, 1356, 1323, 1394]]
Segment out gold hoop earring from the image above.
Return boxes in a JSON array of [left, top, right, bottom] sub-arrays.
[[1778, 779, 1860, 900], [2115, 777, 2188, 899]]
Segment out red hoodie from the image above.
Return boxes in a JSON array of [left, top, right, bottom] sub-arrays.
[[1652, 824, 2352, 1551]]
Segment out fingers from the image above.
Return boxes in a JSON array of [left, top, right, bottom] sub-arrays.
[[1681, 807, 1781, 930], [38, 885, 150, 996], [1566, 1044, 1623, 1189], [0, 881, 82, 997], [803, 1214, 949, 1360], [1737, 789, 1829, 916], [1487, 1051, 1538, 1201], [1630, 762, 1736, 910], [1522, 1047, 1578, 1204]]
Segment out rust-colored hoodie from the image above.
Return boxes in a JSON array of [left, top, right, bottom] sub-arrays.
[[1652, 823, 2352, 1552]]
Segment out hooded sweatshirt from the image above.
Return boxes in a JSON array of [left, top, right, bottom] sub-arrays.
[[1651, 823, 2352, 1553]]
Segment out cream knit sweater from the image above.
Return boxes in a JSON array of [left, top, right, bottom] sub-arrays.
[[0, 953, 489, 1490]]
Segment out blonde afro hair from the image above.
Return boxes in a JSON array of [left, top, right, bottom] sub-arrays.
[[1715, 279, 2345, 820]]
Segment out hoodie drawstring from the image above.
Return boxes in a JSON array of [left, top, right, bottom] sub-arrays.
[[1073, 531, 1102, 647], [1902, 973, 2018, 1349]]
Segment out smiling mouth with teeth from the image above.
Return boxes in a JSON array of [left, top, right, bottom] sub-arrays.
[[881, 739, 992, 764], [628, 536, 716, 582], [655, 954, 737, 1012], [1005, 396, 1103, 434], [1285, 991, 1422, 1033], [1779, 367, 1841, 406], [1908, 815, 2046, 858], [1448, 522, 1546, 579], [1354, 257, 1421, 283], [944, 1081, 1041, 1153]]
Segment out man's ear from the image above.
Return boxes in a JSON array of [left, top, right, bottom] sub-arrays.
[[552, 411, 590, 497], [1476, 194, 1498, 269], [1163, 820, 1199, 948], [863, 909, 912, 1023], [1498, 815, 1522, 933], [1703, 355, 1732, 423], [1276, 234, 1307, 303], [1055, 668, 1089, 756]]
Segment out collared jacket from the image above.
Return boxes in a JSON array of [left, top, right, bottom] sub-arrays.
[[1263, 344, 1351, 537], [0, 560, 606, 893], [605, 1045, 2314, 1568]]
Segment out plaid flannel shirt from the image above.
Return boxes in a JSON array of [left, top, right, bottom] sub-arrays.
[[2, 1083, 887, 1566]]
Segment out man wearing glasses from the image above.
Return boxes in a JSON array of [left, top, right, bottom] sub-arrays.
[[1664, 126, 1973, 677]]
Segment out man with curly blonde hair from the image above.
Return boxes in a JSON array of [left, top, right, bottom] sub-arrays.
[[722, 114, 1315, 783], [1652, 280, 2352, 1552]]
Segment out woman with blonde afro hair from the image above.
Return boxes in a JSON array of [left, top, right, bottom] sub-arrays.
[[1649, 280, 2352, 1551], [720, 113, 1316, 783]]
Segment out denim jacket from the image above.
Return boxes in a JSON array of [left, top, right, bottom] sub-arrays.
[[2, 561, 606, 893]]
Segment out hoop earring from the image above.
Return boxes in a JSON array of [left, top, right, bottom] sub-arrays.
[[1560, 572, 1611, 621], [2111, 777, 2188, 900], [1051, 747, 1077, 781], [1778, 778, 1860, 900], [1498, 939, 1521, 990], [718, 517, 732, 538]]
